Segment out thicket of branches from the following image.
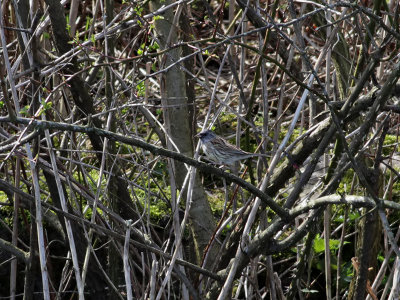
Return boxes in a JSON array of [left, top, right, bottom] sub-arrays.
[[1, 0, 400, 299]]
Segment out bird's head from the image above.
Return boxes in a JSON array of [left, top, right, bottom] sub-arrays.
[[196, 130, 216, 142]]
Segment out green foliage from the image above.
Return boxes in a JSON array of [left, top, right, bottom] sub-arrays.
[[153, 161, 167, 178], [146, 199, 170, 221], [85, 16, 91, 31], [149, 42, 159, 51], [137, 43, 145, 55], [136, 81, 145, 97], [313, 234, 344, 254], [66, 15, 71, 34], [219, 111, 237, 126], [0, 191, 7, 203], [337, 169, 354, 194], [347, 210, 361, 221], [153, 15, 164, 21], [137, 41, 159, 56], [115, 142, 134, 154], [202, 49, 219, 59], [332, 206, 360, 224], [207, 189, 226, 215], [151, 62, 157, 72], [134, 187, 171, 221], [20, 105, 30, 116], [134, 5, 144, 16], [340, 261, 354, 283], [121, 107, 129, 114], [86, 169, 106, 190], [40, 99, 52, 111], [0, 206, 16, 227], [84, 16, 93, 41], [382, 134, 398, 156]]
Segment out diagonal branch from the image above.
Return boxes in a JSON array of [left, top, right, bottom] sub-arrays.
[[0, 116, 289, 220]]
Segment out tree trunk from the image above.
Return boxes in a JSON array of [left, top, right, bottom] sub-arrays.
[[149, 0, 217, 267], [348, 161, 382, 300]]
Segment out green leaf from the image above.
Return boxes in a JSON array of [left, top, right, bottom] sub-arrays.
[[85, 17, 91, 31], [149, 42, 159, 51], [66, 16, 71, 34], [136, 81, 145, 97], [313, 234, 344, 254], [20, 105, 29, 116], [134, 5, 144, 16], [40, 99, 52, 111], [313, 236, 325, 253]]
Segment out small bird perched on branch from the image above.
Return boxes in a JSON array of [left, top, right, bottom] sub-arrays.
[[196, 130, 267, 166]]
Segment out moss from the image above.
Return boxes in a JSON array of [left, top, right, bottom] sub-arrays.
[[382, 134, 399, 156], [0, 191, 8, 203], [337, 169, 355, 194]]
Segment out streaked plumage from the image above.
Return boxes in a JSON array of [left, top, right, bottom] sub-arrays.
[[196, 130, 263, 166]]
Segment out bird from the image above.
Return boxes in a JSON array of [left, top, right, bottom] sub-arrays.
[[196, 130, 266, 166]]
